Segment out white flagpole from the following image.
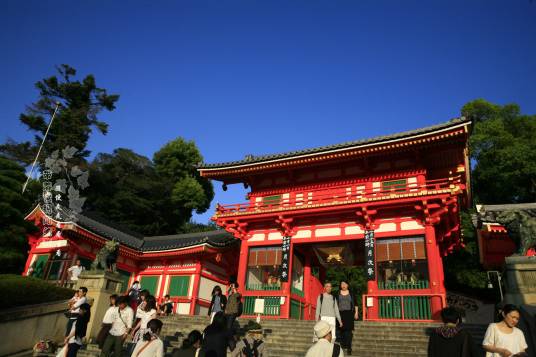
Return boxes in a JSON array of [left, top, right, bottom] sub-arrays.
[[22, 102, 61, 194]]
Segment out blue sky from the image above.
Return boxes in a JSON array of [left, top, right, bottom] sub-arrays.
[[1, 0, 535, 223]]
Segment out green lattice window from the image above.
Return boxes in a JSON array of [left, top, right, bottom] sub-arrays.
[[32, 254, 49, 279], [47, 259, 62, 280], [140, 276, 159, 295], [263, 195, 281, 206], [118, 269, 132, 293], [382, 179, 407, 192], [168, 276, 190, 297]]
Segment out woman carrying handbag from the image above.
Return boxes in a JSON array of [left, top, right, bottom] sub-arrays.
[[131, 319, 164, 357]]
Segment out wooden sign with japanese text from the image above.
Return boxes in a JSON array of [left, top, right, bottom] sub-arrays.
[[280, 236, 291, 282], [364, 230, 375, 281]]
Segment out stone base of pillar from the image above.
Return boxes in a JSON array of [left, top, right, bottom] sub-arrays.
[[76, 270, 125, 341], [504, 256, 536, 305]]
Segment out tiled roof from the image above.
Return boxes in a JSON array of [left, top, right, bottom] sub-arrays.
[[141, 230, 236, 251], [51, 206, 236, 252], [198, 117, 470, 169]]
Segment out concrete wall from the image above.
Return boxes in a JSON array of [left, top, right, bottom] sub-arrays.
[[0, 300, 69, 357]]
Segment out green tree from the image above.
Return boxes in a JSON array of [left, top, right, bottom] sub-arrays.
[[325, 266, 367, 318], [443, 99, 536, 299], [1, 64, 119, 166], [0, 156, 39, 273], [84, 148, 171, 236], [85, 139, 215, 236], [462, 99, 536, 204], [153, 138, 214, 226]]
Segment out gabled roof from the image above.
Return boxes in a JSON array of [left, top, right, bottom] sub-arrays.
[[198, 117, 470, 172], [142, 230, 235, 251], [27, 205, 236, 252]]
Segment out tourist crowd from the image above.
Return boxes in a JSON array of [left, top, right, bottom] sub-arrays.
[[57, 275, 530, 357]]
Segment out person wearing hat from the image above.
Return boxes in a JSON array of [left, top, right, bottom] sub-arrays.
[[231, 321, 268, 357], [306, 320, 344, 357]]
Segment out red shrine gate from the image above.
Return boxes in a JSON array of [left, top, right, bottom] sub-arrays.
[[199, 118, 472, 322]]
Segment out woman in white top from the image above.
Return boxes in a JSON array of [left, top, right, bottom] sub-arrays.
[[131, 319, 164, 357], [483, 304, 528, 357], [132, 295, 158, 344]]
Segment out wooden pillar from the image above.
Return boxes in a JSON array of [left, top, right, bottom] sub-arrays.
[[158, 260, 169, 305], [237, 240, 248, 292], [189, 260, 202, 315], [425, 224, 445, 319], [366, 279, 379, 320], [303, 252, 312, 319]]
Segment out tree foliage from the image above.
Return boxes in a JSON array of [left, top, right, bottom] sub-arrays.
[[463, 99, 536, 204], [444, 99, 536, 299], [85, 139, 214, 236], [0, 64, 119, 166], [154, 137, 214, 216], [0, 156, 39, 273], [84, 148, 169, 235], [326, 265, 367, 318]]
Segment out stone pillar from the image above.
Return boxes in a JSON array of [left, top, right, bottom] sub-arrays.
[[76, 271, 124, 341], [504, 256, 536, 305]]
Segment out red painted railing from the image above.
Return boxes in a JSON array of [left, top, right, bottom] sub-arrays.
[[216, 176, 462, 215]]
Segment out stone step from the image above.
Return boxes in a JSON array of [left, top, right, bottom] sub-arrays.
[[78, 316, 488, 357]]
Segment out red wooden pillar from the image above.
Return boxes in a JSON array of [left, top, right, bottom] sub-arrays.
[[23, 234, 41, 276], [189, 260, 202, 315], [425, 224, 444, 319], [237, 240, 248, 292], [303, 252, 312, 320], [158, 260, 169, 305], [366, 280, 379, 319]]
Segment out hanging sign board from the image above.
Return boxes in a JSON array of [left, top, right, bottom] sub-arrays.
[[364, 230, 375, 281], [254, 298, 265, 314], [280, 236, 291, 282]]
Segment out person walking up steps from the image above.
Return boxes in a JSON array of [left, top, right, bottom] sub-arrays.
[[172, 330, 204, 357], [100, 296, 134, 357], [202, 311, 233, 357], [428, 307, 479, 357], [231, 321, 268, 357], [315, 282, 342, 342], [306, 320, 344, 357]]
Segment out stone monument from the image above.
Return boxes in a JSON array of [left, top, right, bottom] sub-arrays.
[[77, 242, 124, 341], [504, 255, 536, 305]]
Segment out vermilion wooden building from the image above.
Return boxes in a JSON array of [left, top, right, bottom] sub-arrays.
[[199, 117, 472, 321], [23, 206, 239, 315]]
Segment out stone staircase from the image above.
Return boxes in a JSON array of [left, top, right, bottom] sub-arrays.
[[76, 315, 488, 357]]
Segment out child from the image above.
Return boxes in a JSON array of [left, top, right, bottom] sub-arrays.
[[159, 295, 173, 316]]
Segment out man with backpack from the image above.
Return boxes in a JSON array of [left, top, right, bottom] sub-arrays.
[[314, 282, 342, 342], [306, 320, 344, 357], [231, 321, 268, 357]]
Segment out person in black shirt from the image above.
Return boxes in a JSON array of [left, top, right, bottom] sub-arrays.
[[428, 307, 479, 357]]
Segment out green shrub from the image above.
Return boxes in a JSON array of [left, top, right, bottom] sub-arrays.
[[0, 274, 74, 309]]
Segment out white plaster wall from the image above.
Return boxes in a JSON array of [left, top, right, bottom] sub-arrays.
[[199, 277, 221, 301], [177, 303, 190, 315]]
